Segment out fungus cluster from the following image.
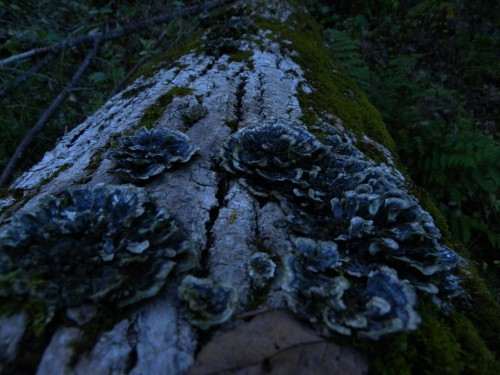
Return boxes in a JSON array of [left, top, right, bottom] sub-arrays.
[[221, 122, 462, 339], [107, 127, 198, 182], [220, 123, 329, 199], [178, 275, 237, 330], [0, 184, 197, 318], [248, 252, 276, 290]]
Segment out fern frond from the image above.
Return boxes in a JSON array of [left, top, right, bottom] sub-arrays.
[[324, 28, 372, 92]]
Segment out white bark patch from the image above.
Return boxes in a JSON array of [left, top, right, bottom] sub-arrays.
[[128, 287, 197, 375], [209, 182, 256, 307], [36, 328, 82, 375]]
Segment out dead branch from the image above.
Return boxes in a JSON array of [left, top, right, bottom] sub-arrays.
[[0, 0, 226, 68], [0, 52, 55, 102], [107, 17, 198, 99], [0, 38, 101, 188]]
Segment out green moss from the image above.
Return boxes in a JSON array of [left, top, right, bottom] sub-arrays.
[[411, 186, 500, 358], [453, 313, 500, 374], [137, 86, 194, 129], [411, 185, 453, 243], [459, 260, 500, 356], [121, 83, 155, 99], [254, 13, 396, 155], [228, 50, 254, 68], [132, 31, 204, 81], [0, 292, 50, 338], [39, 163, 70, 186], [85, 153, 102, 175], [67, 304, 132, 367], [369, 303, 500, 375], [139, 106, 165, 130], [0, 188, 24, 201], [356, 139, 389, 165]]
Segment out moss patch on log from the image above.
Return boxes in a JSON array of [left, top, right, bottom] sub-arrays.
[[137, 86, 194, 130]]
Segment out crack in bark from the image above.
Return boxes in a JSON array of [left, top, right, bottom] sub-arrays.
[[257, 71, 265, 119], [200, 168, 230, 276], [124, 318, 139, 374], [199, 58, 216, 78], [235, 73, 247, 129], [226, 67, 247, 132]]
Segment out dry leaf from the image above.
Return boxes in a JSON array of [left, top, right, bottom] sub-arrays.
[[188, 309, 368, 375]]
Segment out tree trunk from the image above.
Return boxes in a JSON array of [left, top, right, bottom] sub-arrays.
[[0, 1, 477, 374]]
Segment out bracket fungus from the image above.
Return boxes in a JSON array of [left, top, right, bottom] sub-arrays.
[[220, 122, 329, 200], [107, 127, 199, 182], [178, 275, 238, 330], [221, 122, 463, 339], [248, 252, 277, 290], [0, 184, 197, 319]]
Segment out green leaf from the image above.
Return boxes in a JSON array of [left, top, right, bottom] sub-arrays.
[[88, 72, 107, 83]]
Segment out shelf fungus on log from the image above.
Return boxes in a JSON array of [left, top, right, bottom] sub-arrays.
[[248, 252, 277, 290], [178, 275, 238, 330], [220, 122, 329, 200], [107, 127, 199, 182], [284, 259, 421, 340], [0, 184, 197, 321], [220, 122, 463, 340]]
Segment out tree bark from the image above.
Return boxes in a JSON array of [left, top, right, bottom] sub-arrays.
[[0, 1, 467, 374]]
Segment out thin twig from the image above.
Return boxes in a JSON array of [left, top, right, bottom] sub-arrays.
[[0, 52, 55, 102], [107, 16, 198, 98], [0, 0, 226, 68], [107, 29, 169, 99], [0, 39, 101, 188]]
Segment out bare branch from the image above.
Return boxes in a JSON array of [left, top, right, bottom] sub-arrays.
[[0, 39, 101, 188], [107, 29, 169, 99], [0, 52, 55, 102], [0, 0, 226, 68], [107, 16, 198, 98]]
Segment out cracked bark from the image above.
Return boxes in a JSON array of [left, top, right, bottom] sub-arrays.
[[0, 1, 376, 374]]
